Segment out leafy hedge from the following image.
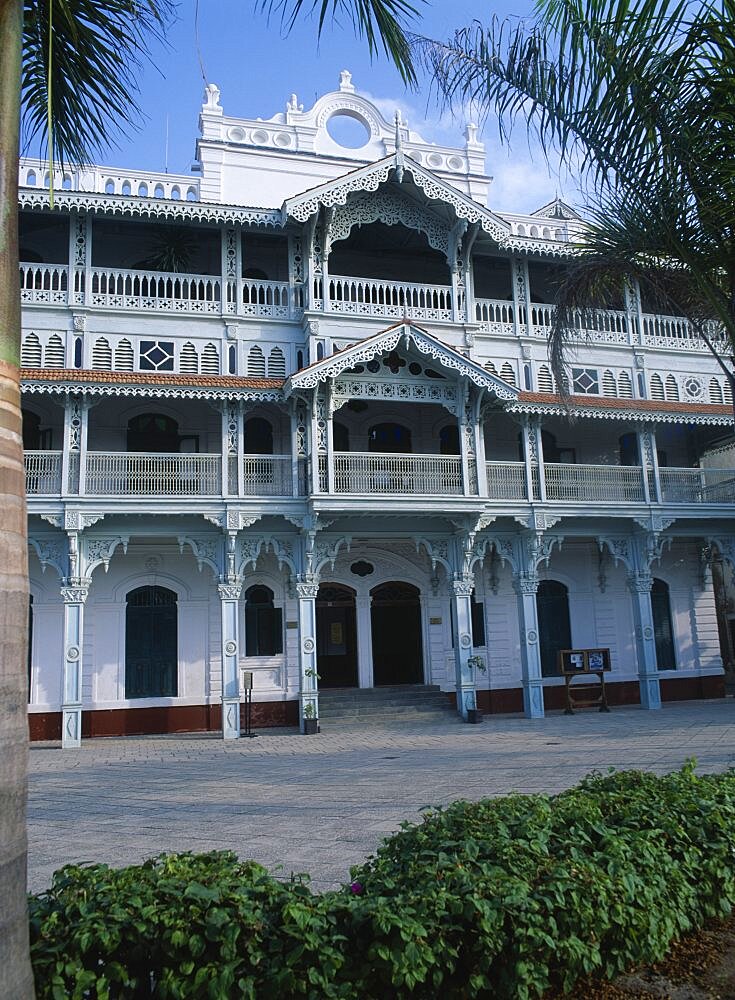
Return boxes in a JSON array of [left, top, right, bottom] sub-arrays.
[[30, 764, 735, 999]]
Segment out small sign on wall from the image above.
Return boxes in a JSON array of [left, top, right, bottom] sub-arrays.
[[429, 617, 443, 625], [286, 621, 298, 629]]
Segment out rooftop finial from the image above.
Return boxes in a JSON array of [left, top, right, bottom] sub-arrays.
[[339, 69, 355, 93], [394, 109, 403, 151]]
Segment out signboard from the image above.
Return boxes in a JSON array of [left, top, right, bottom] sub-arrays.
[[558, 648, 611, 674]]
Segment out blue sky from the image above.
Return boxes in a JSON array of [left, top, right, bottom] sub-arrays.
[[60, 1, 576, 213]]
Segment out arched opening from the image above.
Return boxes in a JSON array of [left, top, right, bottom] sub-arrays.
[[371, 581, 423, 685], [368, 422, 412, 454], [316, 584, 358, 687], [652, 578, 676, 669], [243, 417, 273, 454], [333, 421, 350, 452], [22, 409, 48, 450], [127, 413, 180, 453], [536, 580, 571, 677], [328, 221, 451, 287], [439, 424, 460, 455], [244, 585, 283, 656], [125, 586, 178, 698]]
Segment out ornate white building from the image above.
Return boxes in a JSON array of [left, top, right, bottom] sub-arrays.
[[20, 72, 734, 746]]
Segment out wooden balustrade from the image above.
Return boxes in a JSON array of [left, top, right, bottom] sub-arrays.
[[24, 452, 63, 494], [327, 275, 453, 321], [333, 452, 462, 495]]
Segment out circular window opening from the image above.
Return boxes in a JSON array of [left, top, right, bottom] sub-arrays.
[[350, 561, 374, 577], [326, 111, 370, 149]]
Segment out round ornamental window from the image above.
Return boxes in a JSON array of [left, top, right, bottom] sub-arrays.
[[683, 376, 703, 399], [366, 359, 380, 373], [326, 111, 370, 149]]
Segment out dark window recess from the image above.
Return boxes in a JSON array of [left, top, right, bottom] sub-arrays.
[[243, 417, 273, 454], [245, 585, 283, 656], [637, 372, 646, 397], [471, 596, 485, 647], [368, 422, 412, 453], [74, 337, 83, 368], [127, 413, 180, 453], [350, 560, 374, 577], [536, 580, 571, 677], [228, 344, 237, 375], [333, 421, 349, 451], [296, 350, 304, 370], [652, 578, 676, 670], [316, 342, 324, 361], [439, 424, 460, 455], [524, 364, 532, 390], [125, 586, 178, 698], [619, 433, 639, 466]]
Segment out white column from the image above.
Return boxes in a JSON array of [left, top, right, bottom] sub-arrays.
[[77, 400, 90, 496], [356, 595, 373, 688], [636, 424, 651, 503], [511, 255, 531, 336], [533, 417, 546, 502], [513, 571, 545, 719], [61, 394, 83, 496], [218, 581, 243, 739], [60, 583, 89, 748], [474, 401, 488, 498], [458, 385, 471, 496], [325, 383, 336, 494], [519, 416, 536, 501], [296, 579, 320, 731], [450, 576, 477, 719], [627, 570, 662, 709]]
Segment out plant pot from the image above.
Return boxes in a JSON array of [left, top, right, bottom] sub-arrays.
[[303, 718, 319, 735], [466, 709, 482, 724]]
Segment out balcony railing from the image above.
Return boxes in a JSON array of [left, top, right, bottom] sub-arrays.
[[90, 268, 222, 314], [475, 299, 516, 331], [25, 451, 63, 494], [544, 463, 646, 502], [20, 264, 69, 305], [530, 304, 630, 345], [242, 455, 294, 496], [85, 453, 222, 496], [333, 452, 463, 495], [326, 275, 453, 321], [485, 460, 528, 499], [659, 467, 735, 503]]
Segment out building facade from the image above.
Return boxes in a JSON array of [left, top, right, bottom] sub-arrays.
[[20, 72, 735, 746]]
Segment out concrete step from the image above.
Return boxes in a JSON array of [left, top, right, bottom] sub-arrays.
[[318, 684, 457, 728]]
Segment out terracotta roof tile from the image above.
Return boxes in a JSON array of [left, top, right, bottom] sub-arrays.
[[20, 368, 284, 389], [517, 391, 731, 415]]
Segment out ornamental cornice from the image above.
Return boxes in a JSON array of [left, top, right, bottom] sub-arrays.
[[18, 189, 284, 228], [21, 379, 283, 404], [326, 188, 450, 258], [507, 400, 733, 426]]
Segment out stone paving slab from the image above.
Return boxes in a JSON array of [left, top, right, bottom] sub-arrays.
[[27, 700, 735, 893]]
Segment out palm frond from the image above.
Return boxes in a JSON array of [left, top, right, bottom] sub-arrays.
[[22, 0, 174, 166], [260, 0, 423, 86]]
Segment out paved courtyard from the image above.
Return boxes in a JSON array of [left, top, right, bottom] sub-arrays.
[[27, 699, 735, 894]]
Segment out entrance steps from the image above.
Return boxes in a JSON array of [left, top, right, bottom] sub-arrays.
[[317, 685, 460, 728]]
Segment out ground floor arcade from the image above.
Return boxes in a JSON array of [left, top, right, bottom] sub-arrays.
[[27, 513, 731, 745]]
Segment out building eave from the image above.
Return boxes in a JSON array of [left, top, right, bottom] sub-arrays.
[[20, 369, 284, 402]]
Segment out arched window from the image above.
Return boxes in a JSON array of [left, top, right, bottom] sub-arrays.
[[333, 421, 349, 451], [127, 413, 179, 453], [245, 585, 283, 656], [368, 422, 412, 454], [439, 424, 460, 455], [652, 578, 676, 670], [125, 586, 178, 698], [536, 580, 571, 677], [619, 433, 639, 466], [243, 417, 273, 454]]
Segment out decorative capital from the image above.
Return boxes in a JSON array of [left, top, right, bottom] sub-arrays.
[[60, 585, 90, 604], [627, 571, 653, 594], [451, 575, 475, 598], [218, 583, 242, 601], [296, 581, 320, 599], [513, 571, 539, 596]]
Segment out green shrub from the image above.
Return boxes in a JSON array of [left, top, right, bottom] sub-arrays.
[[29, 764, 735, 999]]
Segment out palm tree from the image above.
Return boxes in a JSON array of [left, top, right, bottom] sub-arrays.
[[0, 1, 418, 995], [415, 0, 735, 409]]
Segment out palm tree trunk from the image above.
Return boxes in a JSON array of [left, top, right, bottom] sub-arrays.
[[0, 0, 34, 996]]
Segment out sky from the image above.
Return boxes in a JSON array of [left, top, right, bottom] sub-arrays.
[[34, 1, 579, 215]]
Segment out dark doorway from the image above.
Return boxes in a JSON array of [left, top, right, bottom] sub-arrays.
[[243, 417, 273, 454], [125, 586, 178, 698], [652, 578, 676, 669], [371, 582, 423, 685], [316, 584, 358, 687], [536, 580, 571, 676], [127, 413, 180, 453], [368, 422, 412, 454]]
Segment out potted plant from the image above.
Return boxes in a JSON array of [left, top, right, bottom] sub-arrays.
[[302, 702, 319, 735]]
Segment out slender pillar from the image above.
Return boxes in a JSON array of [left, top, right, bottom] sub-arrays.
[[325, 383, 336, 494], [61, 393, 84, 495], [450, 575, 477, 719], [296, 579, 320, 731], [218, 581, 243, 739], [627, 570, 662, 709], [60, 582, 89, 747], [513, 571, 545, 719], [511, 255, 531, 336], [519, 415, 536, 501]]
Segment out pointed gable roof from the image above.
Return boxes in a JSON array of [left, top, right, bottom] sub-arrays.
[[285, 321, 519, 401], [283, 152, 511, 245]]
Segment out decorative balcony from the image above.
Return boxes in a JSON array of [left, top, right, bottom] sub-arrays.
[[659, 468, 735, 504], [25, 451, 63, 494], [332, 453, 463, 495], [89, 268, 222, 314], [84, 453, 222, 496], [20, 264, 69, 305], [325, 276, 453, 321], [544, 463, 646, 502]]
